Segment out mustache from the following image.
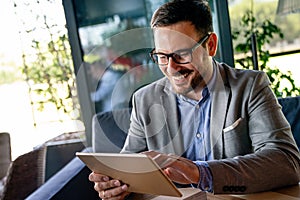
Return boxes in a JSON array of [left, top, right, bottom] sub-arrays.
[[172, 69, 193, 76]]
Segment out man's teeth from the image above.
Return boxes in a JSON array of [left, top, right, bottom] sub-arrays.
[[173, 73, 189, 80]]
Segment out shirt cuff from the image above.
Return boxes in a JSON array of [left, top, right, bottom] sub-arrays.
[[192, 161, 213, 192]]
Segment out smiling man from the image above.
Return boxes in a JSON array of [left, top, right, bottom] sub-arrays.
[[150, 25, 214, 100], [89, 0, 300, 199]]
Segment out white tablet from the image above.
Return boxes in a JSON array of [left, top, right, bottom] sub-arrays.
[[76, 152, 182, 197]]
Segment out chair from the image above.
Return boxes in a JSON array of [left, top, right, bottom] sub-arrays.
[[25, 109, 132, 199], [92, 108, 131, 153], [1, 134, 85, 200], [1, 146, 46, 200], [278, 96, 300, 149], [0, 132, 11, 196], [0, 132, 11, 180], [25, 147, 98, 200]]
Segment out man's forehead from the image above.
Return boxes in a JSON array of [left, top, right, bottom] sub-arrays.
[[153, 28, 196, 41]]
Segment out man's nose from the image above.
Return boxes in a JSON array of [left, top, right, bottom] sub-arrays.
[[167, 57, 180, 74]]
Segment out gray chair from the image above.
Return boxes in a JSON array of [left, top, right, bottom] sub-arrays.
[[278, 96, 300, 149], [0, 132, 11, 197], [0, 132, 11, 180], [92, 108, 131, 153]]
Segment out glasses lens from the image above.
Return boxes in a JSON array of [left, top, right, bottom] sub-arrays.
[[150, 49, 193, 65], [173, 51, 191, 64], [152, 53, 167, 65]]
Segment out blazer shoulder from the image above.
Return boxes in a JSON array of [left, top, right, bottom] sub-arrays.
[[219, 62, 264, 77], [218, 62, 270, 86]]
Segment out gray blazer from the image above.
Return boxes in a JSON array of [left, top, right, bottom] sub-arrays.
[[121, 61, 300, 194]]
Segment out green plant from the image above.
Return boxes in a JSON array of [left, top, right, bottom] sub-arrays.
[[232, 10, 300, 97], [22, 34, 79, 116], [14, 0, 80, 124]]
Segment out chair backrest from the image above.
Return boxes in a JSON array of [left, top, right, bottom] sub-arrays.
[[44, 139, 85, 181], [0, 132, 11, 179], [278, 96, 300, 149], [1, 146, 46, 200], [92, 108, 131, 153]]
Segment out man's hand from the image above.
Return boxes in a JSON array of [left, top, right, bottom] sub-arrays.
[[143, 151, 200, 185], [89, 172, 130, 199]]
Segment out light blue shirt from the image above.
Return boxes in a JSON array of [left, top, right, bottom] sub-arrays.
[[176, 65, 216, 192], [177, 87, 212, 161]]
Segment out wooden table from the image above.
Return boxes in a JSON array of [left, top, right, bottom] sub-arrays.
[[207, 184, 300, 200], [132, 184, 300, 200]]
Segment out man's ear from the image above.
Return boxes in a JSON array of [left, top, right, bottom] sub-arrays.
[[206, 33, 218, 56]]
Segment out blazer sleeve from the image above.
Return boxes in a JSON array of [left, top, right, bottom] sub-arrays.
[[121, 94, 148, 153]]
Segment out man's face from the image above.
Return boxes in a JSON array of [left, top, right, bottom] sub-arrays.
[[153, 21, 215, 100]]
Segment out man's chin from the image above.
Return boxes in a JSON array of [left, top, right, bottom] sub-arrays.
[[172, 85, 194, 96]]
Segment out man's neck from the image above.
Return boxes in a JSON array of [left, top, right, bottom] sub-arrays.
[[184, 74, 213, 101], [184, 84, 206, 101]]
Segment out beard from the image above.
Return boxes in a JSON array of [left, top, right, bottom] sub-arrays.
[[171, 71, 205, 96]]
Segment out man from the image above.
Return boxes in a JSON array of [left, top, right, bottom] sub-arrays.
[[89, 0, 300, 199]]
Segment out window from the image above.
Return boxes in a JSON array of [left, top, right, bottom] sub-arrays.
[[63, 0, 234, 145], [229, 0, 300, 92]]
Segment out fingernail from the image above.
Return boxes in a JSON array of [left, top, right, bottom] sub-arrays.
[[114, 180, 120, 186], [121, 184, 128, 190], [103, 176, 109, 181]]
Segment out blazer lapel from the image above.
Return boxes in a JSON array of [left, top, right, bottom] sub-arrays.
[[210, 62, 230, 159]]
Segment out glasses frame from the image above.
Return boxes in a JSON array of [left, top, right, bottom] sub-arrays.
[[150, 33, 211, 66]]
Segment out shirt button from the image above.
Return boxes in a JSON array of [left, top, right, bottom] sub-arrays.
[[196, 133, 201, 138], [195, 104, 200, 109]]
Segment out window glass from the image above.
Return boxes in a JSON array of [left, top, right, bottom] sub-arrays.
[[73, 0, 227, 114], [229, 0, 300, 89], [74, 0, 166, 113]]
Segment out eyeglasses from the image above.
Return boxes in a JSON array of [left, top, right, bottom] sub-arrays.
[[149, 33, 210, 66]]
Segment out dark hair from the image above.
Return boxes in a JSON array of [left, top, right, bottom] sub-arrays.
[[151, 0, 213, 36]]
